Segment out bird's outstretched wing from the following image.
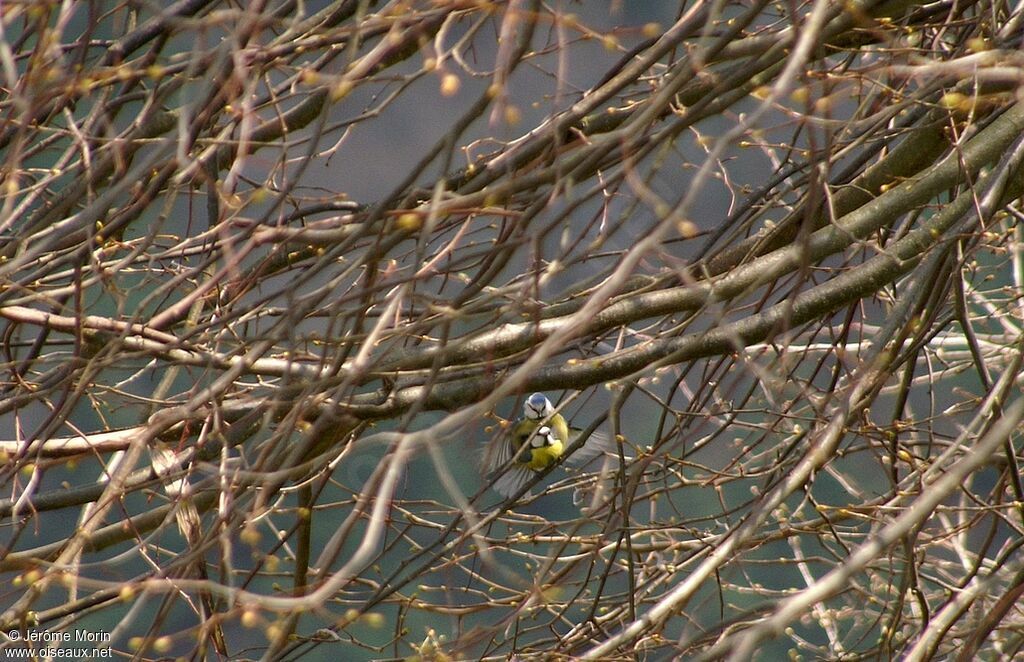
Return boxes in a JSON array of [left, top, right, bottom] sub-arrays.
[[483, 421, 538, 498], [564, 429, 622, 513], [483, 428, 514, 476], [564, 427, 615, 467]]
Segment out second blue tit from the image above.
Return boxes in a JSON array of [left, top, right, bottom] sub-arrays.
[[488, 393, 610, 499]]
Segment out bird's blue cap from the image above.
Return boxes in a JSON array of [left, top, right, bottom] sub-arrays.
[[525, 393, 552, 419]]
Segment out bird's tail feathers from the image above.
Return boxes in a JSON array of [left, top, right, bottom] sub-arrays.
[[490, 464, 535, 499]]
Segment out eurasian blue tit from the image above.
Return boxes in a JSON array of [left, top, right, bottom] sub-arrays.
[[524, 392, 555, 420], [486, 393, 611, 499]]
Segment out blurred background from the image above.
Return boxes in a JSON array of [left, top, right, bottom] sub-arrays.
[[2, 1, 1024, 660]]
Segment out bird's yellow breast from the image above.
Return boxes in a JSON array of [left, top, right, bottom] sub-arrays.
[[510, 416, 569, 470], [524, 440, 564, 470]]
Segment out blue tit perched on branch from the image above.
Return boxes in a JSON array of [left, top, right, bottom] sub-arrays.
[[486, 393, 612, 499]]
